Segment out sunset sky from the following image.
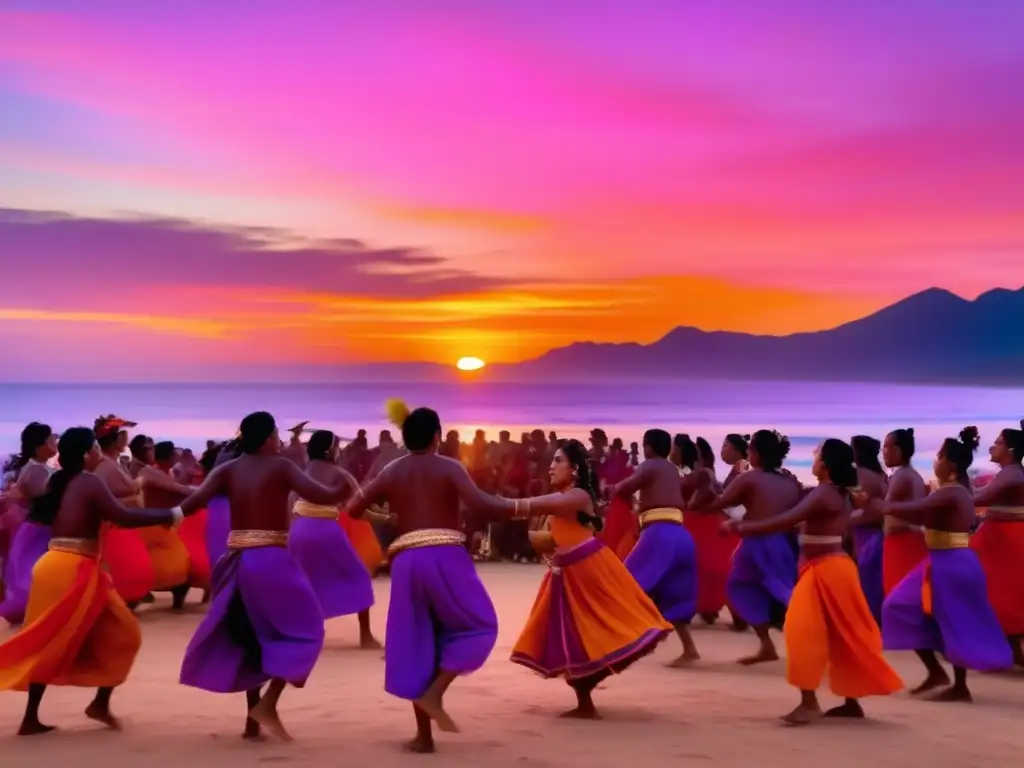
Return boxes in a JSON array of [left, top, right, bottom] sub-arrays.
[[2, 1, 1023, 379]]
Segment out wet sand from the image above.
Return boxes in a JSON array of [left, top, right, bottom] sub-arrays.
[[2, 563, 1023, 767]]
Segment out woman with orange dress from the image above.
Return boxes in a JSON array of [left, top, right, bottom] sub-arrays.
[[970, 421, 1024, 667], [510, 439, 671, 719]]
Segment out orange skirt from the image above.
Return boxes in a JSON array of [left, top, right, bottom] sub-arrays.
[[882, 529, 928, 595], [971, 519, 1024, 635], [684, 511, 738, 614], [338, 513, 383, 576], [785, 553, 902, 697], [101, 525, 155, 603]]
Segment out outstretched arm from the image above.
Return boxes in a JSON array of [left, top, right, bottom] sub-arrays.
[[872, 489, 948, 525], [180, 464, 227, 516], [731, 487, 824, 537], [519, 487, 592, 519], [610, 466, 646, 499], [702, 473, 750, 512], [451, 464, 515, 519], [90, 477, 176, 528], [286, 460, 353, 506], [973, 470, 1015, 507]]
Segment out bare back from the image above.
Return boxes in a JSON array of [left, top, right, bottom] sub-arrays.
[[51, 472, 172, 539], [975, 465, 1024, 520], [885, 465, 927, 532], [631, 458, 687, 512], [799, 484, 851, 559], [720, 469, 802, 523]]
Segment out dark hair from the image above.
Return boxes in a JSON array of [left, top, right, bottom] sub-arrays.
[[851, 435, 884, 474], [307, 430, 336, 461], [941, 426, 980, 488], [154, 441, 175, 463], [819, 438, 858, 490], [673, 433, 698, 470], [32, 427, 95, 526], [1001, 421, 1024, 464], [751, 429, 791, 473], [199, 443, 222, 475], [696, 437, 715, 469], [402, 407, 441, 452], [559, 439, 604, 532], [129, 434, 151, 461], [643, 429, 671, 459], [213, 438, 241, 468], [888, 428, 915, 464], [239, 411, 276, 454], [6, 422, 53, 473], [725, 433, 750, 459]]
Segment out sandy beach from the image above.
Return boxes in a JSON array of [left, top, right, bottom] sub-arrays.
[[2, 564, 1022, 767]]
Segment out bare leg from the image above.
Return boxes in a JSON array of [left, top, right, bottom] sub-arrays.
[[85, 687, 122, 730], [413, 670, 459, 732], [170, 584, 190, 611], [699, 611, 719, 626], [201, 589, 211, 605], [18, 683, 55, 736], [931, 666, 972, 703], [738, 624, 779, 665], [358, 609, 382, 650], [560, 676, 601, 719], [781, 690, 823, 726], [824, 698, 865, 718], [403, 704, 435, 753], [248, 678, 293, 741], [1010, 635, 1024, 668], [667, 622, 701, 666], [731, 615, 749, 632], [911, 650, 951, 694], [242, 687, 263, 739]]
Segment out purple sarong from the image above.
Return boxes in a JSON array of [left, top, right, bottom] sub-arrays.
[[624, 521, 697, 624], [289, 515, 374, 619], [385, 543, 497, 701], [0, 521, 51, 624], [726, 533, 796, 627], [204, 495, 231, 570], [180, 545, 325, 692], [882, 549, 1012, 671], [853, 526, 884, 626]]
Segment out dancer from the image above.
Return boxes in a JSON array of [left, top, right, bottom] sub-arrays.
[[512, 438, 672, 718], [861, 427, 1013, 701], [849, 435, 887, 626], [179, 412, 353, 742], [685, 437, 735, 626], [343, 401, 505, 753], [0, 423, 57, 627], [725, 439, 902, 725], [0, 427, 179, 735], [608, 428, 699, 665], [290, 430, 382, 649], [138, 441, 195, 609], [879, 429, 929, 594], [970, 420, 1024, 666], [697, 430, 801, 664], [596, 438, 637, 559]]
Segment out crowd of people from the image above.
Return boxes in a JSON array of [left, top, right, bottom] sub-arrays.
[[0, 405, 1021, 751]]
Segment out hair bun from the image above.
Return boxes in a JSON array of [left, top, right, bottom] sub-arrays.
[[384, 398, 411, 428], [959, 425, 980, 451], [907, 428, 914, 435]]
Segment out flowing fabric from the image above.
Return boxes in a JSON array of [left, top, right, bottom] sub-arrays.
[[882, 529, 929, 595], [0, 521, 52, 625], [0, 548, 141, 690], [137, 526, 190, 590], [785, 553, 903, 697], [204, 496, 231, 571], [599, 497, 639, 561], [290, 513, 374, 618], [511, 517, 671, 680], [180, 545, 325, 693], [882, 550, 1012, 671], [179, 508, 211, 589], [337, 512, 383, 575], [852, 526, 885, 626], [684, 512, 739, 615], [624, 519, 697, 623], [727, 534, 796, 627], [971, 519, 1024, 635], [102, 525, 155, 603]]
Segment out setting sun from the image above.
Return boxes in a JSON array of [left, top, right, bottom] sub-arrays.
[[456, 356, 486, 371]]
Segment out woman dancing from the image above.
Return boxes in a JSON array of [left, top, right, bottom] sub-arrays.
[[848, 435, 888, 626]]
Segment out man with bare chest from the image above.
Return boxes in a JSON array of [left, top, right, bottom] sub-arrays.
[[179, 411, 353, 742], [609, 429, 699, 665]]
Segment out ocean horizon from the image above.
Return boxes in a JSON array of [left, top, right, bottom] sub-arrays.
[[2, 379, 1019, 483]]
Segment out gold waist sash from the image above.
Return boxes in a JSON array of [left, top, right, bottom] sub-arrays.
[[798, 534, 843, 546], [293, 500, 339, 520], [227, 530, 289, 549], [387, 528, 465, 560], [49, 537, 99, 558], [924, 529, 970, 550], [639, 507, 684, 529]]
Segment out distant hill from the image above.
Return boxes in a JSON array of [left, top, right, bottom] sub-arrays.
[[489, 287, 1024, 384]]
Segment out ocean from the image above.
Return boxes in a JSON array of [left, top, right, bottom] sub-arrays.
[[1, 380, 1020, 482]]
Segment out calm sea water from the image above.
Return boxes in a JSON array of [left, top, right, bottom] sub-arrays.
[[1, 381, 1019, 482]]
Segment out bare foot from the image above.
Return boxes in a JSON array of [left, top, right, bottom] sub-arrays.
[[738, 647, 779, 666], [248, 700, 294, 741], [85, 703, 122, 731], [403, 736, 435, 753], [929, 686, 972, 703], [18, 720, 57, 736], [667, 652, 700, 668], [413, 693, 459, 733], [824, 700, 865, 718], [699, 611, 719, 626], [911, 671, 951, 695], [242, 719, 263, 740], [781, 703, 823, 726], [731, 617, 749, 632], [558, 707, 601, 720], [360, 635, 383, 650]]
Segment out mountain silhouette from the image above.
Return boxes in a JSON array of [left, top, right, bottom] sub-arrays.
[[499, 287, 1024, 383]]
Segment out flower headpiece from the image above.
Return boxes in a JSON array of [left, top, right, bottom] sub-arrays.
[[385, 398, 411, 428], [94, 414, 137, 439]]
